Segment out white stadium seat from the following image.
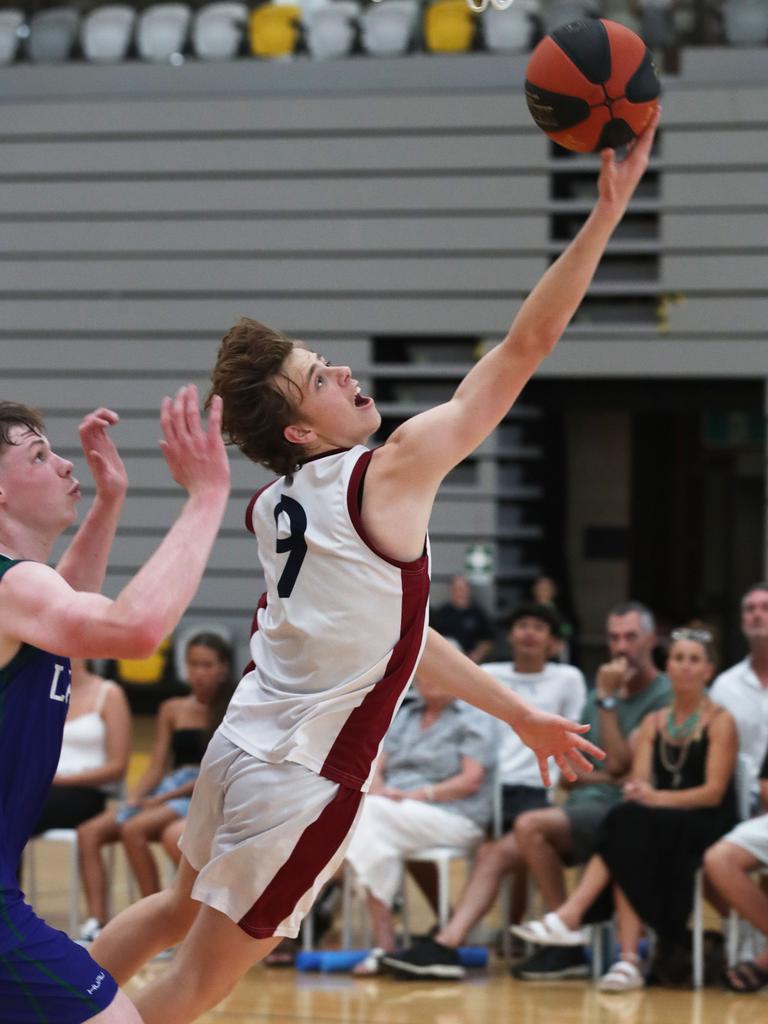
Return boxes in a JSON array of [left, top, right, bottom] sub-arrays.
[[361, 0, 419, 56], [192, 1, 248, 60], [27, 6, 80, 62], [137, 2, 192, 63], [81, 5, 136, 63], [304, 1, 359, 60], [0, 9, 24, 64]]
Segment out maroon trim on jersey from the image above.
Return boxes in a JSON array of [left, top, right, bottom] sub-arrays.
[[242, 591, 268, 676], [244, 480, 279, 535], [302, 447, 349, 464], [238, 783, 363, 939], [346, 448, 428, 573], [319, 560, 430, 790]]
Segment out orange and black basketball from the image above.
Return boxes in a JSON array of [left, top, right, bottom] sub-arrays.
[[525, 18, 660, 153]]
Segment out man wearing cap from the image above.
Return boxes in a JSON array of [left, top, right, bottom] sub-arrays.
[[380, 602, 586, 979]]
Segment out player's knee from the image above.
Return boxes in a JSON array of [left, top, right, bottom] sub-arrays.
[[513, 810, 542, 844], [703, 841, 729, 876]]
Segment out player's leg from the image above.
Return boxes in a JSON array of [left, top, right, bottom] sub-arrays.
[[92, 855, 201, 985], [120, 805, 180, 897], [132, 903, 280, 1024]]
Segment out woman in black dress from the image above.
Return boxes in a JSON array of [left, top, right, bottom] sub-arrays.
[[514, 626, 738, 991]]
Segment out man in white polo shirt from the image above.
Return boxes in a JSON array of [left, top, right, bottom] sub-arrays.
[[711, 582, 768, 803], [381, 602, 586, 979]]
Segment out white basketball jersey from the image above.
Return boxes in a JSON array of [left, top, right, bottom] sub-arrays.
[[220, 445, 430, 792]]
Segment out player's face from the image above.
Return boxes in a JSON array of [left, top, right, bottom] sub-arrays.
[[666, 638, 714, 694], [0, 426, 80, 533], [280, 347, 381, 453]]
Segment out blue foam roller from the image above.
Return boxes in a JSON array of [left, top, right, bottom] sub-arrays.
[[458, 945, 488, 967]]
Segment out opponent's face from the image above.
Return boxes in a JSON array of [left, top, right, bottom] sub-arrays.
[[0, 425, 80, 534], [186, 644, 229, 704], [279, 347, 381, 454]]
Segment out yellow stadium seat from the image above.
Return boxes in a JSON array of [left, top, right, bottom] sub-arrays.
[[113, 635, 173, 685], [424, 0, 475, 52], [249, 3, 300, 57]]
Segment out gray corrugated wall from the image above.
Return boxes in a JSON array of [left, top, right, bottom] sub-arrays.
[[0, 51, 765, 655]]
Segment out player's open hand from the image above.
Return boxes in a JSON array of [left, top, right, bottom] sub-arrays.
[[514, 708, 606, 788], [159, 384, 230, 499], [597, 106, 660, 216], [79, 407, 128, 505]]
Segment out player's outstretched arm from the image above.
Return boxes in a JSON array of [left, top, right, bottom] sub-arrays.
[[418, 628, 605, 786], [380, 112, 660, 493], [56, 407, 128, 593], [0, 385, 230, 660]]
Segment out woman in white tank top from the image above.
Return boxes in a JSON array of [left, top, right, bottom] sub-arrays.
[[30, 659, 132, 835]]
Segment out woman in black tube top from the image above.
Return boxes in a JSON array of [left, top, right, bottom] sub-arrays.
[[76, 633, 235, 943]]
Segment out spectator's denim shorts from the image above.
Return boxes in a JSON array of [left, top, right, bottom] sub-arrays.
[[115, 766, 200, 823]]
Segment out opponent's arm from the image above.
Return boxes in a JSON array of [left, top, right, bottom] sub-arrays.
[[56, 408, 128, 592], [418, 628, 605, 786], [378, 115, 659, 493], [0, 386, 230, 660]]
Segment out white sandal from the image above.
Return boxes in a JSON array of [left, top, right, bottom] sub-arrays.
[[352, 947, 385, 976], [511, 912, 589, 947], [598, 959, 645, 992]]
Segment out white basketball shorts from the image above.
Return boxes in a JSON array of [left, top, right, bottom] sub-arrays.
[[179, 731, 364, 939]]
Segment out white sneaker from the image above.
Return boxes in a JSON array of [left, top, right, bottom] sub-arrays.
[[511, 912, 590, 947], [78, 917, 103, 943]]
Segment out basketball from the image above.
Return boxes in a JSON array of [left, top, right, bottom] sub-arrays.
[[525, 18, 661, 153]]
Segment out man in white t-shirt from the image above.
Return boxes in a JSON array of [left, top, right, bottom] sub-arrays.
[[381, 603, 586, 979], [711, 582, 768, 802]]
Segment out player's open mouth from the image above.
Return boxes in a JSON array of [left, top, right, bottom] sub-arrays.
[[354, 392, 373, 409]]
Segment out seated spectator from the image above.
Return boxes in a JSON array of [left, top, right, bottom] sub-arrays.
[[431, 574, 494, 663], [531, 575, 578, 664], [77, 632, 235, 942], [514, 626, 738, 992], [511, 601, 672, 981], [343, 674, 495, 974], [711, 583, 768, 806], [30, 659, 131, 834], [705, 744, 768, 993], [381, 602, 586, 980]]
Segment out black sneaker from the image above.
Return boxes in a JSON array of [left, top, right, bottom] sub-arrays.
[[380, 938, 466, 980], [514, 944, 588, 981]]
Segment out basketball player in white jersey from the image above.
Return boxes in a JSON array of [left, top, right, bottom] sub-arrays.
[[92, 116, 659, 1023]]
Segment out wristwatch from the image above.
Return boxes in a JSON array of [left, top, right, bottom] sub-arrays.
[[596, 695, 617, 711]]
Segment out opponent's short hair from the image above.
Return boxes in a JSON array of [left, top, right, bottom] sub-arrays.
[[0, 402, 45, 454], [206, 317, 305, 478]]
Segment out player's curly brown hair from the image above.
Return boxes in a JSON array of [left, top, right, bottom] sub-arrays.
[[0, 402, 45, 454], [206, 317, 305, 477]]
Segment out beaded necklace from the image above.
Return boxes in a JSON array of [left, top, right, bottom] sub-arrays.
[[658, 701, 707, 788]]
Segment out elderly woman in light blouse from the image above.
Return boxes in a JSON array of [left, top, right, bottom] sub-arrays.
[[343, 674, 495, 972]]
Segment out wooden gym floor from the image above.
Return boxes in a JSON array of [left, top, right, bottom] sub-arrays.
[[25, 715, 768, 1022]]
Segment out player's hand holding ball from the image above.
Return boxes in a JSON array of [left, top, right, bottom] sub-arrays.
[[524, 17, 660, 153]]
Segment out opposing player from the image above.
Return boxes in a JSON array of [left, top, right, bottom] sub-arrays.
[[0, 388, 229, 1023], [92, 117, 659, 1023]]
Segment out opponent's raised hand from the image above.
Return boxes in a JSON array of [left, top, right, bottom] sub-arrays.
[[597, 107, 660, 217], [159, 385, 230, 499], [79, 407, 128, 504], [514, 708, 606, 788]]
